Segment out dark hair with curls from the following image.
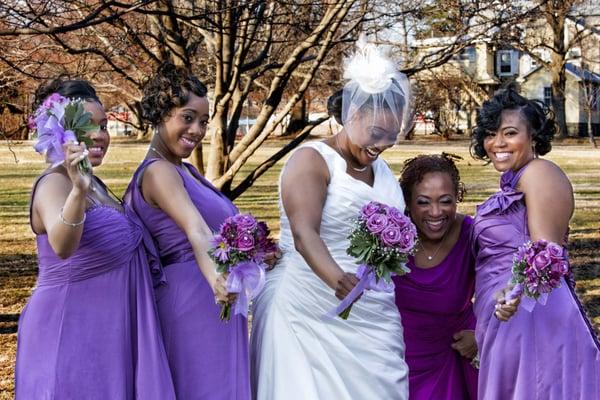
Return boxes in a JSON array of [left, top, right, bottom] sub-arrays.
[[327, 89, 343, 125], [141, 62, 208, 126], [400, 153, 465, 204], [470, 87, 556, 160], [33, 77, 100, 111]]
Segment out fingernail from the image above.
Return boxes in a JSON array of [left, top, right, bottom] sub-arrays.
[[83, 150, 89, 156]]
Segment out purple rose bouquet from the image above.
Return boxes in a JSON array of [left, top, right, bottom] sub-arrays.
[[30, 93, 99, 173], [505, 239, 570, 312], [329, 201, 417, 320], [208, 213, 278, 321]]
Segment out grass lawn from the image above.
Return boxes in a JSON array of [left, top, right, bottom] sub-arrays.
[[1, 138, 599, 397]]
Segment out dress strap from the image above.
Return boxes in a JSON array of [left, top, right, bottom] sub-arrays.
[[500, 160, 533, 191]]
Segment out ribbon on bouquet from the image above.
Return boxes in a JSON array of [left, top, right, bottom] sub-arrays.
[[323, 264, 395, 320], [225, 261, 266, 317], [504, 282, 548, 313]]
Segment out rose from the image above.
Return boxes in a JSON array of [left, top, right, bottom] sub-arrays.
[[532, 250, 552, 270], [546, 242, 564, 260], [233, 214, 257, 231], [237, 233, 256, 252], [398, 229, 416, 251], [366, 213, 388, 234], [552, 260, 569, 275], [387, 207, 408, 228], [361, 202, 381, 218], [381, 225, 402, 246]]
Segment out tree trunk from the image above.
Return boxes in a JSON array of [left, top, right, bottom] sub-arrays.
[[588, 107, 597, 148], [283, 96, 308, 136]]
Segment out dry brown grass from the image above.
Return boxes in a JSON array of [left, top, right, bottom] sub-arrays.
[[1, 139, 599, 398]]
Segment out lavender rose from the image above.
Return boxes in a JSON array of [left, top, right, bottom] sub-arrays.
[[532, 250, 552, 270], [398, 229, 416, 251], [234, 214, 258, 231], [361, 202, 381, 218], [237, 233, 256, 252], [381, 225, 402, 246], [387, 207, 408, 228], [366, 213, 388, 234], [546, 242, 564, 260]]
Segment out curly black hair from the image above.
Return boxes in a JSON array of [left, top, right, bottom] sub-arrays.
[[141, 62, 208, 126], [400, 153, 465, 203], [470, 88, 556, 160], [33, 77, 100, 111], [327, 89, 343, 125]]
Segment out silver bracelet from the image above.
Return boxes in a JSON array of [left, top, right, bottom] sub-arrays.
[[59, 207, 86, 227]]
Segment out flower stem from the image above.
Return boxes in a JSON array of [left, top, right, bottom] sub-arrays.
[[339, 304, 353, 320], [220, 303, 231, 321]]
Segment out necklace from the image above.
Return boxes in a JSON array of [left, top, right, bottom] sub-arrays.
[[150, 146, 167, 160], [419, 229, 449, 261], [335, 135, 368, 172]]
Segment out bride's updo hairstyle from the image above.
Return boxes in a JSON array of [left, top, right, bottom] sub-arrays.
[[341, 36, 412, 147], [141, 62, 208, 127], [471, 87, 557, 160]]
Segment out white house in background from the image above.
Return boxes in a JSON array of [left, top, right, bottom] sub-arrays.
[[411, 16, 600, 137]]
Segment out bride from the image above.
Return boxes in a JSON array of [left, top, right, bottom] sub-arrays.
[[250, 39, 412, 399]]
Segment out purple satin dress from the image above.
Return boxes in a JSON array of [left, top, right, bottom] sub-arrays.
[[15, 173, 176, 399], [472, 164, 600, 400], [125, 159, 250, 400], [393, 216, 478, 400]]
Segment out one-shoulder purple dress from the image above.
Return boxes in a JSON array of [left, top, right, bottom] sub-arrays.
[[393, 216, 478, 400], [472, 164, 600, 400], [125, 159, 250, 400], [15, 172, 176, 399]]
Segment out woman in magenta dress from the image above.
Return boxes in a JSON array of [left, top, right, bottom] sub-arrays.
[[393, 154, 478, 400], [124, 62, 250, 400], [471, 88, 600, 399], [15, 78, 175, 399]]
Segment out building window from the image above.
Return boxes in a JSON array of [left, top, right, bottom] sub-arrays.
[[496, 50, 517, 76], [543, 87, 552, 107], [458, 46, 476, 62]]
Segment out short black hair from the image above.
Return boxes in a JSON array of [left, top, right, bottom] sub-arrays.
[[141, 62, 208, 126], [400, 153, 465, 203], [471, 87, 556, 160]]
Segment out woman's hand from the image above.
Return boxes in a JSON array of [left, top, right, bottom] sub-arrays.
[[493, 285, 521, 322], [63, 141, 91, 193], [334, 271, 360, 301], [451, 330, 478, 359], [263, 249, 282, 271], [212, 273, 237, 304]]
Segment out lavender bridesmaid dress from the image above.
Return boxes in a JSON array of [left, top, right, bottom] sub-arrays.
[[15, 172, 176, 399], [393, 216, 478, 400], [472, 164, 600, 400], [125, 159, 250, 400]]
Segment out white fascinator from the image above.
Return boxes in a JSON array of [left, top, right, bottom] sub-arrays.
[[342, 36, 412, 147]]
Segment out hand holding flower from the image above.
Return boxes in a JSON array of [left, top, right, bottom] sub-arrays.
[[334, 271, 361, 301], [63, 141, 92, 193], [493, 284, 521, 321]]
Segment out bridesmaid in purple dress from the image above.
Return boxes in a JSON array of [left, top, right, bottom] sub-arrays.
[[15, 78, 175, 399], [471, 88, 600, 399], [124, 62, 250, 400], [393, 154, 478, 400]]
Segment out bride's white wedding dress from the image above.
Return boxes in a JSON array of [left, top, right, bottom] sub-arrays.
[[251, 141, 409, 400]]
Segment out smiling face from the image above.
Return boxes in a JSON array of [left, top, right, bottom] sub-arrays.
[[83, 101, 110, 167], [344, 109, 400, 166], [159, 93, 210, 160], [408, 171, 457, 242], [483, 109, 535, 172]]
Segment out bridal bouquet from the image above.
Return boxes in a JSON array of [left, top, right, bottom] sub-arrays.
[[505, 239, 570, 312], [30, 93, 98, 173], [208, 213, 278, 321], [329, 201, 417, 320]]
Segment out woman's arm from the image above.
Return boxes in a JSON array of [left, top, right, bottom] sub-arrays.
[[32, 142, 91, 259], [141, 160, 230, 302], [281, 147, 358, 299], [521, 159, 574, 243]]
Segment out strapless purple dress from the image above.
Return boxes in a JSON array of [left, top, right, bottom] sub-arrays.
[[472, 164, 600, 400], [394, 216, 478, 400], [15, 173, 175, 399], [125, 159, 250, 400]]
